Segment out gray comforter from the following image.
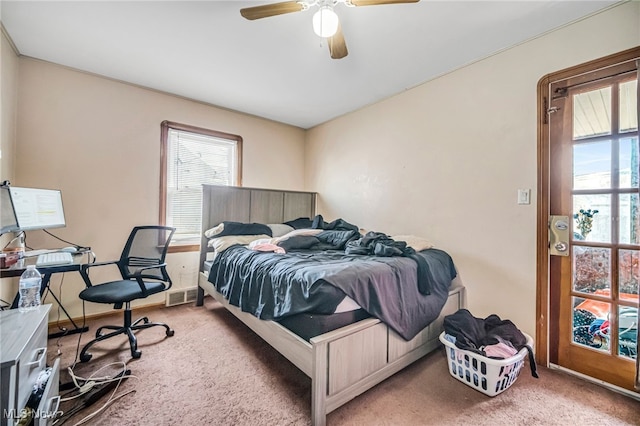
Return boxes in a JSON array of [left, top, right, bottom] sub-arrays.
[[208, 246, 456, 340]]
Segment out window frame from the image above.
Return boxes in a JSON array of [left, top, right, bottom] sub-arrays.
[[159, 120, 243, 252]]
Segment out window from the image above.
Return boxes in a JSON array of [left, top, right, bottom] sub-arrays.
[[160, 121, 242, 250]]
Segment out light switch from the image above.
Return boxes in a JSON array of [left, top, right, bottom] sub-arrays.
[[517, 189, 530, 205]]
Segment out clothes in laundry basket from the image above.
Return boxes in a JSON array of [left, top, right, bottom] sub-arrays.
[[443, 308, 538, 378]]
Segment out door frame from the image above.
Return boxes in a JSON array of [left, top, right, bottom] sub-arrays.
[[536, 46, 640, 367]]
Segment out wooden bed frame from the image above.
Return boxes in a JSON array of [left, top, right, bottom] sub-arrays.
[[196, 184, 465, 426]]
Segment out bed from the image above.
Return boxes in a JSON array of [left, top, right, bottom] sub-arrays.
[[196, 184, 465, 426]]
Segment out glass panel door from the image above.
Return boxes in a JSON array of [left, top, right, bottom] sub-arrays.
[[551, 71, 639, 390]]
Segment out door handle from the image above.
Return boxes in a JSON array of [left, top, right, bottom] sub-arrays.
[[550, 215, 570, 256]]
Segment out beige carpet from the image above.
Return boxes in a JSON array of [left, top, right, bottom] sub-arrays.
[[47, 298, 640, 425]]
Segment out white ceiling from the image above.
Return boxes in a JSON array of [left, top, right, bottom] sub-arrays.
[[0, 0, 620, 129]]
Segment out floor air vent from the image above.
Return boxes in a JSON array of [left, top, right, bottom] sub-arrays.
[[166, 287, 198, 307]]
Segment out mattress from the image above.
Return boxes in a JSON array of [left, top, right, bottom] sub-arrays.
[[276, 309, 371, 342]]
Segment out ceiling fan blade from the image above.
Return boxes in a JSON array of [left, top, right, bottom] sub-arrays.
[[240, 1, 304, 20], [350, 0, 419, 6], [328, 23, 348, 59]]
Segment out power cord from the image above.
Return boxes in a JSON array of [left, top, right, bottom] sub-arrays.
[[54, 302, 136, 425], [55, 273, 69, 337], [54, 362, 136, 426], [56, 301, 87, 389], [73, 386, 135, 426], [39, 273, 69, 342], [43, 229, 90, 251], [70, 301, 88, 371], [62, 363, 137, 402]]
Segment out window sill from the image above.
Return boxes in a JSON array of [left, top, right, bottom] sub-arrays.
[[167, 244, 200, 253]]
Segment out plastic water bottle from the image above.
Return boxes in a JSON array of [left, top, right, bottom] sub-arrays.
[[18, 265, 42, 312]]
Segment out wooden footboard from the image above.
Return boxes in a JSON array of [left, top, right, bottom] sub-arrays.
[[198, 272, 464, 426]]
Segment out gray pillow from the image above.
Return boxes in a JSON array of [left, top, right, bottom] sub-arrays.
[[267, 223, 294, 238]]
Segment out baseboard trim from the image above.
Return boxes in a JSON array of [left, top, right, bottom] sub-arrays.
[[47, 301, 168, 335], [549, 364, 640, 401]]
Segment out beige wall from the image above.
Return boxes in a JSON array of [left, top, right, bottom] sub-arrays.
[[13, 58, 306, 319], [0, 28, 20, 305], [0, 31, 18, 182], [305, 2, 640, 338], [4, 3, 640, 334]]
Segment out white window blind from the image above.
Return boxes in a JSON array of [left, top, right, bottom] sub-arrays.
[[166, 128, 238, 242]]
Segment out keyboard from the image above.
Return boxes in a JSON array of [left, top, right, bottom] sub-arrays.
[[36, 252, 74, 267]]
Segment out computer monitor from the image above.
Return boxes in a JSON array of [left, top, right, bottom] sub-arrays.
[[0, 186, 18, 235], [5, 186, 67, 232]]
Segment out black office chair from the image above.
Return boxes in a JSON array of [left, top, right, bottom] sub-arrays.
[[78, 225, 176, 362]]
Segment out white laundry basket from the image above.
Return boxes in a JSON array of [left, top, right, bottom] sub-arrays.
[[439, 332, 533, 397]]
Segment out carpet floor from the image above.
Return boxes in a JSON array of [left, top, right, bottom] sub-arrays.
[[46, 298, 640, 425]]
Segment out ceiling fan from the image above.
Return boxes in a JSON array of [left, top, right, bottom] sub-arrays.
[[240, 0, 420, 59]]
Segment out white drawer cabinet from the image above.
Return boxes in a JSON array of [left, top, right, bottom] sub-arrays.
[[1, 305, 60, 426]]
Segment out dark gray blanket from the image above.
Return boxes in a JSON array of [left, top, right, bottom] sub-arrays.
[[208, 247, 457, 340]]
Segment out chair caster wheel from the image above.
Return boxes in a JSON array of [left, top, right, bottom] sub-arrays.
[[166, 329, 175, 337], [80, 353, 92, 363], [132, 350, 142, 359]]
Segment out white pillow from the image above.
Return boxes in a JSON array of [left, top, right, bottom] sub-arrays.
[[392, 235, 433, 252], [207, 234, 271, 253], [204, 223, 224, 239], [248, 237, 279, 248]]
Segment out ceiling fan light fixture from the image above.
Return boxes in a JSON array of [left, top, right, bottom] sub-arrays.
[[312, 6, 339, 38]]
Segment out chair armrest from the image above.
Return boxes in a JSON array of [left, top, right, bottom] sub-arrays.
[[132, 263, 171, 295], [79, 260, 119, 287], [81, 260, 118, 270], [132, 263, 168, 278]]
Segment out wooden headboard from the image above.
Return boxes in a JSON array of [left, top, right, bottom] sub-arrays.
[[199, 184, 316, 271]]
